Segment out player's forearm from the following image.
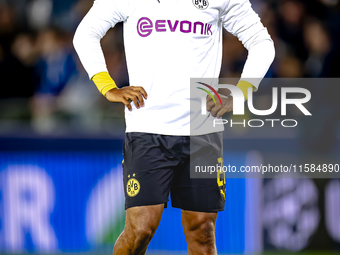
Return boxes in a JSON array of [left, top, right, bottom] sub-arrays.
[[74, 23, 117, 96], [222, 0, 275, 92], [240, 39, 275, 90], [73, 17, 110, 79], [219, 39, 275, 100], [236, 21, 275, 90], [73, 0, 125, 80]]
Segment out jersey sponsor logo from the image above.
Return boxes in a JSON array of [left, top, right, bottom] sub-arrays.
[[126, 174, 140, 197], [192, 0, 209, 10], [137, 17, 213, 37], [137, 17, 153, 37]]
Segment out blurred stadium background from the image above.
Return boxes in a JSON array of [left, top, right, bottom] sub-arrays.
[[0, 0, 340, 254]]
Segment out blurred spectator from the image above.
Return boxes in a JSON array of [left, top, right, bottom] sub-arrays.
[[0, 3, 16, 56], [303, 19, 331, 77], [34, 27, 76, 95], [277, 0, 308, 60], [0, 33, 37, 98], [277, 55, 304, 77], [27, 0, 53, 29], [28, 27, 76, 133]]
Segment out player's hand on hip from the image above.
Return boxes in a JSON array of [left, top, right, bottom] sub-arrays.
[[206, 94, 233, 118], [105, 86, 148, 111]]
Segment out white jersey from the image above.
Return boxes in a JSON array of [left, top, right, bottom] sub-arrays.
[[74, 0, 275, 136]]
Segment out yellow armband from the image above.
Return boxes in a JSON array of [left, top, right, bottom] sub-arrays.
[[236, 80, 254, 101], [91, 72, 117, 96]]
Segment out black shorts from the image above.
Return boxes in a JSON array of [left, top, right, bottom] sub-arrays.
[[122, 132, 226, 212]]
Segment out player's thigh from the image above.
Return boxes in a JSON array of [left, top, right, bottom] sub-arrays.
[[125, 204, 164, 234], [171, 132, 226, 212], [171, 176, 225, 212], [123, 132, 180, 209]]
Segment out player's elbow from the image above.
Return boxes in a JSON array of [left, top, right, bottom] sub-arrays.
[[265, 39, 275, 65], [252, 39, 275, 65], [73, 21, 90, 52], [244, 26, 276, 64], [73, 26, 82, 53]]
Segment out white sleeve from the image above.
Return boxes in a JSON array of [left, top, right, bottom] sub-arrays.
[[73, 0, 129, 79], [221, 0, 275, 89]]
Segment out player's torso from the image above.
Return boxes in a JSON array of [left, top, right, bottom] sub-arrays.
[[122, 0, 226, 135], [123, 0, 224, 87]]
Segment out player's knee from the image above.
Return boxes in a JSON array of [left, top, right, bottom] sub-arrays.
[[133, 225, 155, 245], [124, 205, 163, 248], [185, 215, 216, 245], [194, 221, 215, 245]]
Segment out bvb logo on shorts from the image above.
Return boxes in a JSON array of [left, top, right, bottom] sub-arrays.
[[127, 174, 140, 197]]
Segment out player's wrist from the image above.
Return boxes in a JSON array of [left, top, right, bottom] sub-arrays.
[[104, 87, 118, 98], [91, 71, 118, 96], [236, 80, 254, 101]]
